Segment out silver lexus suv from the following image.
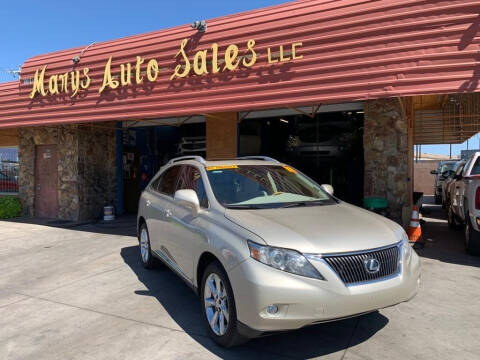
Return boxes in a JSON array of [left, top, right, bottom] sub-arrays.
[[137, 156, 420, 347]]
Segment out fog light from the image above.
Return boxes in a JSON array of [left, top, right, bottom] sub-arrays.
[[266, 305, 279, 314]]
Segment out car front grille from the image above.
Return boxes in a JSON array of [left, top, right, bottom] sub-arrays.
[[323, 244, 401, 285]]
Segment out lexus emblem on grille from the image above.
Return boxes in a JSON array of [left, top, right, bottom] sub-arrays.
[[364, 258, 380, 274]]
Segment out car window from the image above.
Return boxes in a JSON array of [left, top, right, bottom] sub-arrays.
[[150, 176, 162, 192], [176, 166, 209, 208], [463, 158, 473, 175], [439, 163, 455, 174], [156, 166, 181, 196], [206, 165, 334, 208], [471, 158, 480, 175]]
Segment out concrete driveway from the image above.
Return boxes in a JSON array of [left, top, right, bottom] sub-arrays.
[[1, 202, 479, 360]]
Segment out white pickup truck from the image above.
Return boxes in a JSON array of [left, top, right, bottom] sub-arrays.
[[448, 152, 480, 255]]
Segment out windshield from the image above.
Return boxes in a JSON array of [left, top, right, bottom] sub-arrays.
[[439, 162, 455, 174], [206, 165, 335, 209]]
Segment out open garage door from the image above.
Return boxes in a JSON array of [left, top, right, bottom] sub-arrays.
[[121, 118, 206, 213], [239, 103, 365, 206]]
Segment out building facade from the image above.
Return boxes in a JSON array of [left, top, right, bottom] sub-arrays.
[[1, 0, 480, 225]]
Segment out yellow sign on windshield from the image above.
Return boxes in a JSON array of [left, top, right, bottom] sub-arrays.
[[206, 165, 239, 171], [282, 165, 297, 174]]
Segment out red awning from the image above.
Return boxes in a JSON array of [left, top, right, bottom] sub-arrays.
[[1, 0, 480, 128]]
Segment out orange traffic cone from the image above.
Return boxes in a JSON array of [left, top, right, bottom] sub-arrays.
[[408, 205, 424, 249]]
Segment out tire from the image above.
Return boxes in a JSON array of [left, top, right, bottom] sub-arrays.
[[435, 195, 442, 205], [464, 213, 480, 256], [138, 223, 157, 269], [448, 206, 460, 230], [200, 261, 247, 347]]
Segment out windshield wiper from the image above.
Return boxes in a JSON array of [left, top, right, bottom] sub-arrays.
[[279, 200, 329, 208], [225, 204, 266, 209]]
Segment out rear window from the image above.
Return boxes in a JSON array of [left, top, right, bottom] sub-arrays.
[[438, 162, 455, 174], [470, 158, 480, 175]]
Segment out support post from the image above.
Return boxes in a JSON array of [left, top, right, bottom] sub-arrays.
[[205, 112, 239, 159], [116, 122, 124, 216]]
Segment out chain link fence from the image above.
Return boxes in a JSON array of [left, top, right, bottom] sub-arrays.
[[0, 147, 19, 194]]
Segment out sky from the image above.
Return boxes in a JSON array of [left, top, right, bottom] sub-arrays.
[[422, 136, 480, 158], [0, 0, 285, 81], [0, 0, 478, 157]]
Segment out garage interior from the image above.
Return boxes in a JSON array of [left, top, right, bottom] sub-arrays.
[[119, 103, 365, 214], [117, 93, 480, 223], [238, 103, 365, 207]]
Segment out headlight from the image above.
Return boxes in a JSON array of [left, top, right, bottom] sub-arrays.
[[247, 240, 325, 280]]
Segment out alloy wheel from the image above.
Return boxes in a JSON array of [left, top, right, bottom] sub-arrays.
[[204, 273, 229, 336], [140, 228, 150, 263]]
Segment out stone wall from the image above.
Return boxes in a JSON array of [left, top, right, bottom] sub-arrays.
[[364, 98, 409, 224], [78, 125, 117, 221], [18, 125, 79, 220], [18, 123, 116, 221]]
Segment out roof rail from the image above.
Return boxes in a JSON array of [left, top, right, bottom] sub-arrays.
[[167, 156, 206, 165], [236, 156, 280, 163]]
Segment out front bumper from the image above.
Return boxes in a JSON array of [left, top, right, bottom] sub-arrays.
[[228, 249, 420, 333]]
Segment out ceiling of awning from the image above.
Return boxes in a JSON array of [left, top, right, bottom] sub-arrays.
[[414, 93, 480, 144]]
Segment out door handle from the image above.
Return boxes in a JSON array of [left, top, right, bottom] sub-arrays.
[[146, 200, 151, 207], [165, 209, 172, 218]]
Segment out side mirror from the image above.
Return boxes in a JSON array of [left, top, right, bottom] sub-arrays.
[[174, 189, 200, 215], [321, 184, 334, 196], [454, 174, 463, 181], [430, 170, 438, 175]]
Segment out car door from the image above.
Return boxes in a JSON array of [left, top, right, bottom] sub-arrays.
[[453, 158, 471, 218], [447, 163, 464, 204], [147, 165, 181, 256], [462, 156, 480, 219], [163, 165, 209, 282]]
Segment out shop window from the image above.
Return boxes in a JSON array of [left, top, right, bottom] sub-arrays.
[[0, 146, 19, 194]]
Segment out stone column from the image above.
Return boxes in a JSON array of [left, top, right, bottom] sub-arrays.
[[364, 98, 409, 225]]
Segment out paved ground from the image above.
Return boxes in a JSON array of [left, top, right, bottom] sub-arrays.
[[1, 200, 479, 360]]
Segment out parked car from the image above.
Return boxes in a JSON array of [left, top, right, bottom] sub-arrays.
[[447, 152, 480, 255], [431, 160, 457, 204], [441, 160, 465, 208], [137, 156, 420, 347], [0, 171, 19, 193], [286, 122, 355, 161]]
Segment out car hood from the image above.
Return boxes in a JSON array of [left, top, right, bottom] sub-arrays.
[[224, 202, 404, 254]]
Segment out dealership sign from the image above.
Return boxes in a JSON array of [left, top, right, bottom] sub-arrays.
[[28, 39, 303, 99]]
